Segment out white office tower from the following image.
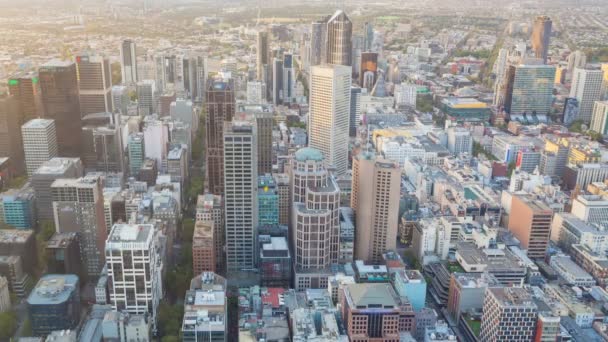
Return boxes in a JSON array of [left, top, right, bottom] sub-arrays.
[[137, 80, 156, 116], [120, 40, 138, 84], [143, 119, 169, 171], [394, 83, 417, 109], [21, 119, 58, 176], [223, 116, 258, 271], [591, 101, 608, 135], [308, 65, 351, 175], [570, 68, 604, 123], [105, 223, 163, 333], [247, 81, 266, 104], [567, 50, 587, 73], [76, 54, 113, 116], [111, 85, 129, 115], [447, 126, 473, 155], [291, 148, 340, 290]]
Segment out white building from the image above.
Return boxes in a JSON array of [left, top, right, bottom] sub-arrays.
[[142, 119, 169, 171], [550, 256, 596, 286], [394, 83, 417, 108], [590, 101, 608, 135], [223, 117, 258, 271], [120, 40, 138, 85], [170, 99, 196, 130], [571, 195, 608, 224], [247, 81, 266, 104], [570, 68, 604, 123], [21, 118, 58, 176], [509, 170, 551, 192], [447, 126, 472, 155], [105, 223, 163, 332], [309, 64, 351, 175]]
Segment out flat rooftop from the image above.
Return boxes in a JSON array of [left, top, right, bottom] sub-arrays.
[[107, 223, 154, 244], [27, 274, 78, 305], [22, 118, 54, 129], [0, 229, 33, 243], [34, 158, 80, 175], [345, 283, 399, 308]]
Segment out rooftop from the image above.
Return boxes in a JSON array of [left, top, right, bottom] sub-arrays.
[[22, 118, 54, 129], [46, 232, 78, 249], [34, 158, 80, 175], [345, 283, 399, 309], [294, 147, 324, 162], [106, 223, 154, 245], [41, 59, 74, 68], [488, 287, 536, 308], [0, 229, 33, 243], [27, 274, 78, 305]]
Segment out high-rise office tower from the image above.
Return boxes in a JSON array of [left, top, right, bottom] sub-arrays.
[[196, 194, 224, 272], [273, 174, 290, 226], [310, 20, 326, 66], [120, 40, 138, 84], [531, 15, 552, 63], [258, 174, 279, 226], [351, 153, 401, 263], [256, 31, 269, 81], [223, 116, 258, 271], [246, 81, 266, 104], [21, 118, 58, 176], [272, 58, 284, 105], [283, 53, 294, 104], [136, 80, 156, 116], [479, 287, 538, 341], [570, 68, 604, 123], [359, 52, 378, 89], [591, 101, 608, 135], [291, 148, 340, 289], [111, 85, 129, 115], [349, 86, 361, 137], [205, 80, 234, 195], [31, 158, 84, 221], [309, 64, 351, 175], [81, 113, 124, 173], [567, 50, 587, 73], [8, 72, 42, 125], [52, 174, 107, 276], [253, 112, 273, 175], [39, 59, 83, 158], [363, 22, 374, 51], [76, 54, 112, 116], [105, 223, 163, 332], [128, 133, 145, 176], [508, 194, 553, 259], [326, 10, 352, 66], [504, 64, 555, 116], [0, 94, 25, 174]]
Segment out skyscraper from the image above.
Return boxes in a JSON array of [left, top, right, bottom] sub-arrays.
[[567, 50, 587, 73], [8, 72, 42, 125], [192, 220, 215, 274], [21, 118, 58, 176], [508, 194, 553, 259], [81, 113, 124, 173], [310, 20, 326, 66], [363, 21, 374, 51], [291, 148, 340, 289], [223, 116, 258, 271], [196, 194, 224, 272], [256, 31, 269, 81], [52, 174, 107, 276], [570, 68, 604, 123], [309, 64, 351, 175], [591, 101, 608, 135], [136, 80, 156, 116], [479, 287, 538, 341], [272, 58, 283, 105], [351, 153, 401, 263], [349, 86, 361, 137], [205, 80, 235, 195], [531, 15, 552, 63], [120, 40, 138, 84], [504, 64, 555, 116], [31, 158, 84, 221], [76, 54, 112, 116], [127, 133, 145, 176], [282, 53, 294, 104], [359, 52, 378, 89], [326, 10, 352, 66], [39, 60, 83, 158], [0, 94, 25, 174], [105, 223, 163, 332]]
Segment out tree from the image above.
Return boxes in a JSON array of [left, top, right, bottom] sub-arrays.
[[507, 161, 516, 178], [162, 336, 179, 342], [0, 312, 17, 340], [158, 303, 184, 338], [416, 95, 434, 113], [181, 218, 195, 243], [111, 62, 122, 85]]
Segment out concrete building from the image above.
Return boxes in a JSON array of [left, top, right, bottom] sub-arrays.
[[21, 118, 58, 176], [570, 68, 604, 123], [39, 59, 83, 157], [27, 274, 80, 336], [591, 101, 608, 135], [447, 272, 501, 322], [351, 153, 401, 263], [393, 270, 427, 312], [196, 194, 224, 272], [111, 85, 129, 115], [142, 119, 169, 171], [395, 83, 417, 109], [223, 117, 258, 271], [571, 195, 608, 224], [205, 80, 234, 195], [76, 54, 112, 116], [81, 112, 124, 174], [531, 15, 552, 63], [563, 163, 608, 191], [273, 174, 290, 226], [192, 220, 215, 274], [45, 232, 81, 276], [447, 126, 472, 155], [291, 148, 340, 290], [0, 255, 32, 298], [349, 86, 361, 137], [182, 272, 227, 342], [256, 31, 269, 81], [339, 207, 355, 263], [7, 71, 42, 126], [105, 224, 163, 332], [507, 194, 553, 259], [550, 256, 596, 286], [0, 94, 25, 174], [0, 187, 35, 230], [0, 276, 9, 313], [340, 283, 415, 341], [309, 64, 351, 175], [101, 311, 151, 342], [127, 133, 145, 176], [52, 174, 107, 276], [31, 158, 83, 220], [136, 80, 156, 116], [247, 81, 266, 104], [120, 40, 138, 84], [479, 287, 537, 341]]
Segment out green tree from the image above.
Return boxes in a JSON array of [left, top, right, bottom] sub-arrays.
[[416, 95, 434, 113], [181, 218, 195, 243], [111, 62, 122, 85], [0, 312, 17, 340], [161, 336, 179, 342], [157, 303, 184, 338], [507, 161, 516, 177]]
